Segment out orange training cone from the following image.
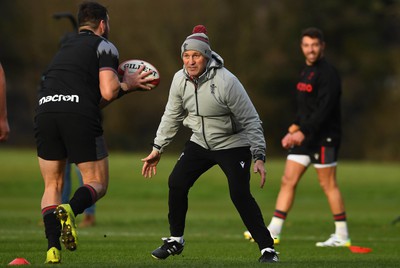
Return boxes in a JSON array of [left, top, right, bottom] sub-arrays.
[[8, 258, 31, 265], [349, 246, 372, 254]]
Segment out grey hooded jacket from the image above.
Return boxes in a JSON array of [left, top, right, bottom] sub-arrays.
[[153, 52, 266, 160]]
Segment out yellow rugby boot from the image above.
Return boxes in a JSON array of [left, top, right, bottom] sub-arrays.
[[55, 204, 78, 251], [273, 235, 280, 245], [243, 230, 255, 242], [244, 230, 281, 245], [45, 247, 61, 264]]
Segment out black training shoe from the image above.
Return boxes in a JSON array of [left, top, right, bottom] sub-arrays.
[[151, 237, 185, 260], [258, 248, 279, 263]]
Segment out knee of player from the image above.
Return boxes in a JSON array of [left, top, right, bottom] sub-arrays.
[[96, 186, 108, 199], [318, 179, 338, 192], [280, 174, 299, 188], [168, 177, 192, 192], [85, 182, 108, 200], [229, 189, 250, 204], [168, 184, 191, 197]]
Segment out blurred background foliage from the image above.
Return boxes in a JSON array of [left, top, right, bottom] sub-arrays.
[[0, 0, 399, 160]]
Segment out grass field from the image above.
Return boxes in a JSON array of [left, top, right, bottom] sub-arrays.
[[0, 148, 399, 267]]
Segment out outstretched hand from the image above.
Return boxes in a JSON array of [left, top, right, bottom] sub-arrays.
[[141, 150, 161, 178], [253, 160, 266, 188]]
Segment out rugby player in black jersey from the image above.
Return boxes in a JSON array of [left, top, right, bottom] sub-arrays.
[[35, 1, 154, 263], [245, 27, 351, 248]]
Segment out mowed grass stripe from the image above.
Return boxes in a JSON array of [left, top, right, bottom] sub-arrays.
[[0, 148, 399, 267]]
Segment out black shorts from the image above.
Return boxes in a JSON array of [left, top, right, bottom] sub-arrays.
[[34, 113, 108, 164], [288, 143, 339, 166]]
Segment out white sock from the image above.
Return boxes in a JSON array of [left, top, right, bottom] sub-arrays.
[[268, 217, 285, 237], [170, 236, 184, 244], [335, 221, 349, 239]]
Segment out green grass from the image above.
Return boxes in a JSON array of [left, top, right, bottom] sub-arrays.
[[0, 148, 399, 267]]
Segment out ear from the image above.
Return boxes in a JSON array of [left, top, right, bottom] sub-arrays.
[[99, 20, 106, 34], [321, 41, 326, 50]]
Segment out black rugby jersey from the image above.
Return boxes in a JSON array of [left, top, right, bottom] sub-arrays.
[[293, 58, 342, 147], [36, 30, 119, 120]]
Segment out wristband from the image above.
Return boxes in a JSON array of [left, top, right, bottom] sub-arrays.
[[151, 143, 163, 153], [253, 154, 266, 163]]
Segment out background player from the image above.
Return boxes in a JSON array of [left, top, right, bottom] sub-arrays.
[[245, 27, 350, 248]]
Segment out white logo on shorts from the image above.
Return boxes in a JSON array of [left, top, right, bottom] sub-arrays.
[[39, 94, 79, 105]]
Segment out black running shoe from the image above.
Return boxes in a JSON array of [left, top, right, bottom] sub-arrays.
[[151, 237, 185, 260], [258, 248, 279, 263]]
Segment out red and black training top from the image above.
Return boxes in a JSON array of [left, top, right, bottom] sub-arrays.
[[293, 58, 342, 147]]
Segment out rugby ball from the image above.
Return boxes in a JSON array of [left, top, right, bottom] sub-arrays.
[[118, 59, 160, 89]]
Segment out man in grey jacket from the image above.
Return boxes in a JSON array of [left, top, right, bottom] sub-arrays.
[[141, 25, 278, 263]]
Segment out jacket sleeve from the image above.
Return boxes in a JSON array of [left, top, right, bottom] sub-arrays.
[[225, 75, 266, 158], [153, 74, 186, 152]]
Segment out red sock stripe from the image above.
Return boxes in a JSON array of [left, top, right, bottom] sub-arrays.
[[41, 205, 58, 215], [321, 146, 326, 164], [334, 212, 346, 221], [273, 210, 287, 219], [84, 184, 98, 203]]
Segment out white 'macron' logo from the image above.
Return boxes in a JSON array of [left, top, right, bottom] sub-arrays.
[[39, 94, 79, 105]]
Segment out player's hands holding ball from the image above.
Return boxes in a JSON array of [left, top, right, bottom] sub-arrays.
[[121, 65, 153, 92], [99, 60, 160, 108], [119, 59, 160, 93]]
